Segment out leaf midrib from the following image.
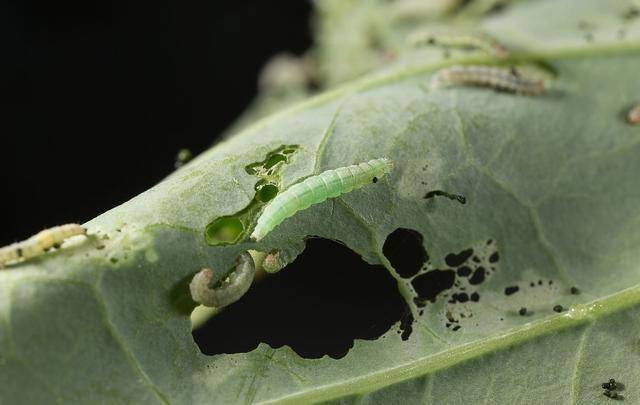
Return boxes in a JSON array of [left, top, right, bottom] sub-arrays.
[[258, 284, 640, 405]]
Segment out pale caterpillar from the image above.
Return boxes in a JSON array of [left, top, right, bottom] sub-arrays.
[[430, 65, 545, 95], [628, 103, 640, 124], [189, 252, 255, 308], [250, 158, 394, 241], [0, 224, 86, 269], [408, 29, 509, 59]]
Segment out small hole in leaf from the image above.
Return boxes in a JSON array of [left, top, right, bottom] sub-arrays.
[[204, 216, 244, 246], [382, 228, 428, 278], [192, 238, 407, 359], [411, 269, 455, 302], [256, 183, 279, 202]]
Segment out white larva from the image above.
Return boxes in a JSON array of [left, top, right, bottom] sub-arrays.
[[430, 65, 545, 95], [628, 103, 640, 124], [189, 252, 255, 308], [408, 29, 509, 59], [0, 223, 86, 269], [251, 158, 394, 241]]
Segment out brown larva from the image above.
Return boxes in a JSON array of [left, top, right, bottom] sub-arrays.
[[189, 252, 255, 308], [430, 65, 545, 95], [0, 223, 86, 268]]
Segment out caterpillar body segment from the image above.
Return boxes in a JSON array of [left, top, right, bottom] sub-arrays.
[[0, 224, 86, 268], [189, 252, 256, 308], [430, 65, 545, 95], [408, 29, 509, 59], [251, 158, 394, 241]]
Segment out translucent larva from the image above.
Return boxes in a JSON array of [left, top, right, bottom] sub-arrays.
[[251, 158, 394, 241], [628, 103, 640, 124], [408, 29, 509, 59], [0, 223, 86, 269], [189, 252, 255, 308], [430, 65, 545, 95]]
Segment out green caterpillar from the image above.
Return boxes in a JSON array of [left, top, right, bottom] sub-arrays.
[[250, 158, 394, 241]]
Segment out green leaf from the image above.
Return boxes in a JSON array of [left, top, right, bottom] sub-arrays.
[[2, 0, 640, 403]]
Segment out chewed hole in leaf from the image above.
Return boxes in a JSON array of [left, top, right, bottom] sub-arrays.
[[383, 228, 428, 278], [192, 238, 407, 359], [204, 216, 245, 245], [412, 269, 456, 302], [256, 183, 279, 202]]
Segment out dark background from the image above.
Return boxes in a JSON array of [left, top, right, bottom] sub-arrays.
[[0, 0, 312, 244], [1, 1, 413, 358]]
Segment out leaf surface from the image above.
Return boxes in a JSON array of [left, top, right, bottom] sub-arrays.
[[1, 0, 640, 403]]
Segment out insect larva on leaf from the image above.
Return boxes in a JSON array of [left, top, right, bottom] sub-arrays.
[[0, 223, 86, 269], [628, 103, 640, 124], [430, 65, 545, 95], [251, 158, 394, 241], [408, 29, 509, 59], [189, 252, 256, 308], [261, 250, 286, 274]]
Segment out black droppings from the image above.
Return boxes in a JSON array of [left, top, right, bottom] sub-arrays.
[[505, 286, 519, 295], [457, 266, 472, 277], [489, 252, 500, 263], [571, 286, 581, 295], [553, 305, 564, 313], [519, 307, 527, 316], [383, 228, 428, 278], [445, 249, 474, 267], [412, 269, 456, 302], [468, 267, 486, 285], [601, 378, 624, 400], [530, 282, 535, 287], [548, 280, 553, 285], [193, 238, 407, 359], [445, 311, 455, 323], [372, 177, 378, 183], [603, 390, 622, 400], [602, 379, 618, 390], [538, 280, 543, 285], [470, 292, 480, 302], [452, 325, 461, 331], [424, 190, 466, 204]]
